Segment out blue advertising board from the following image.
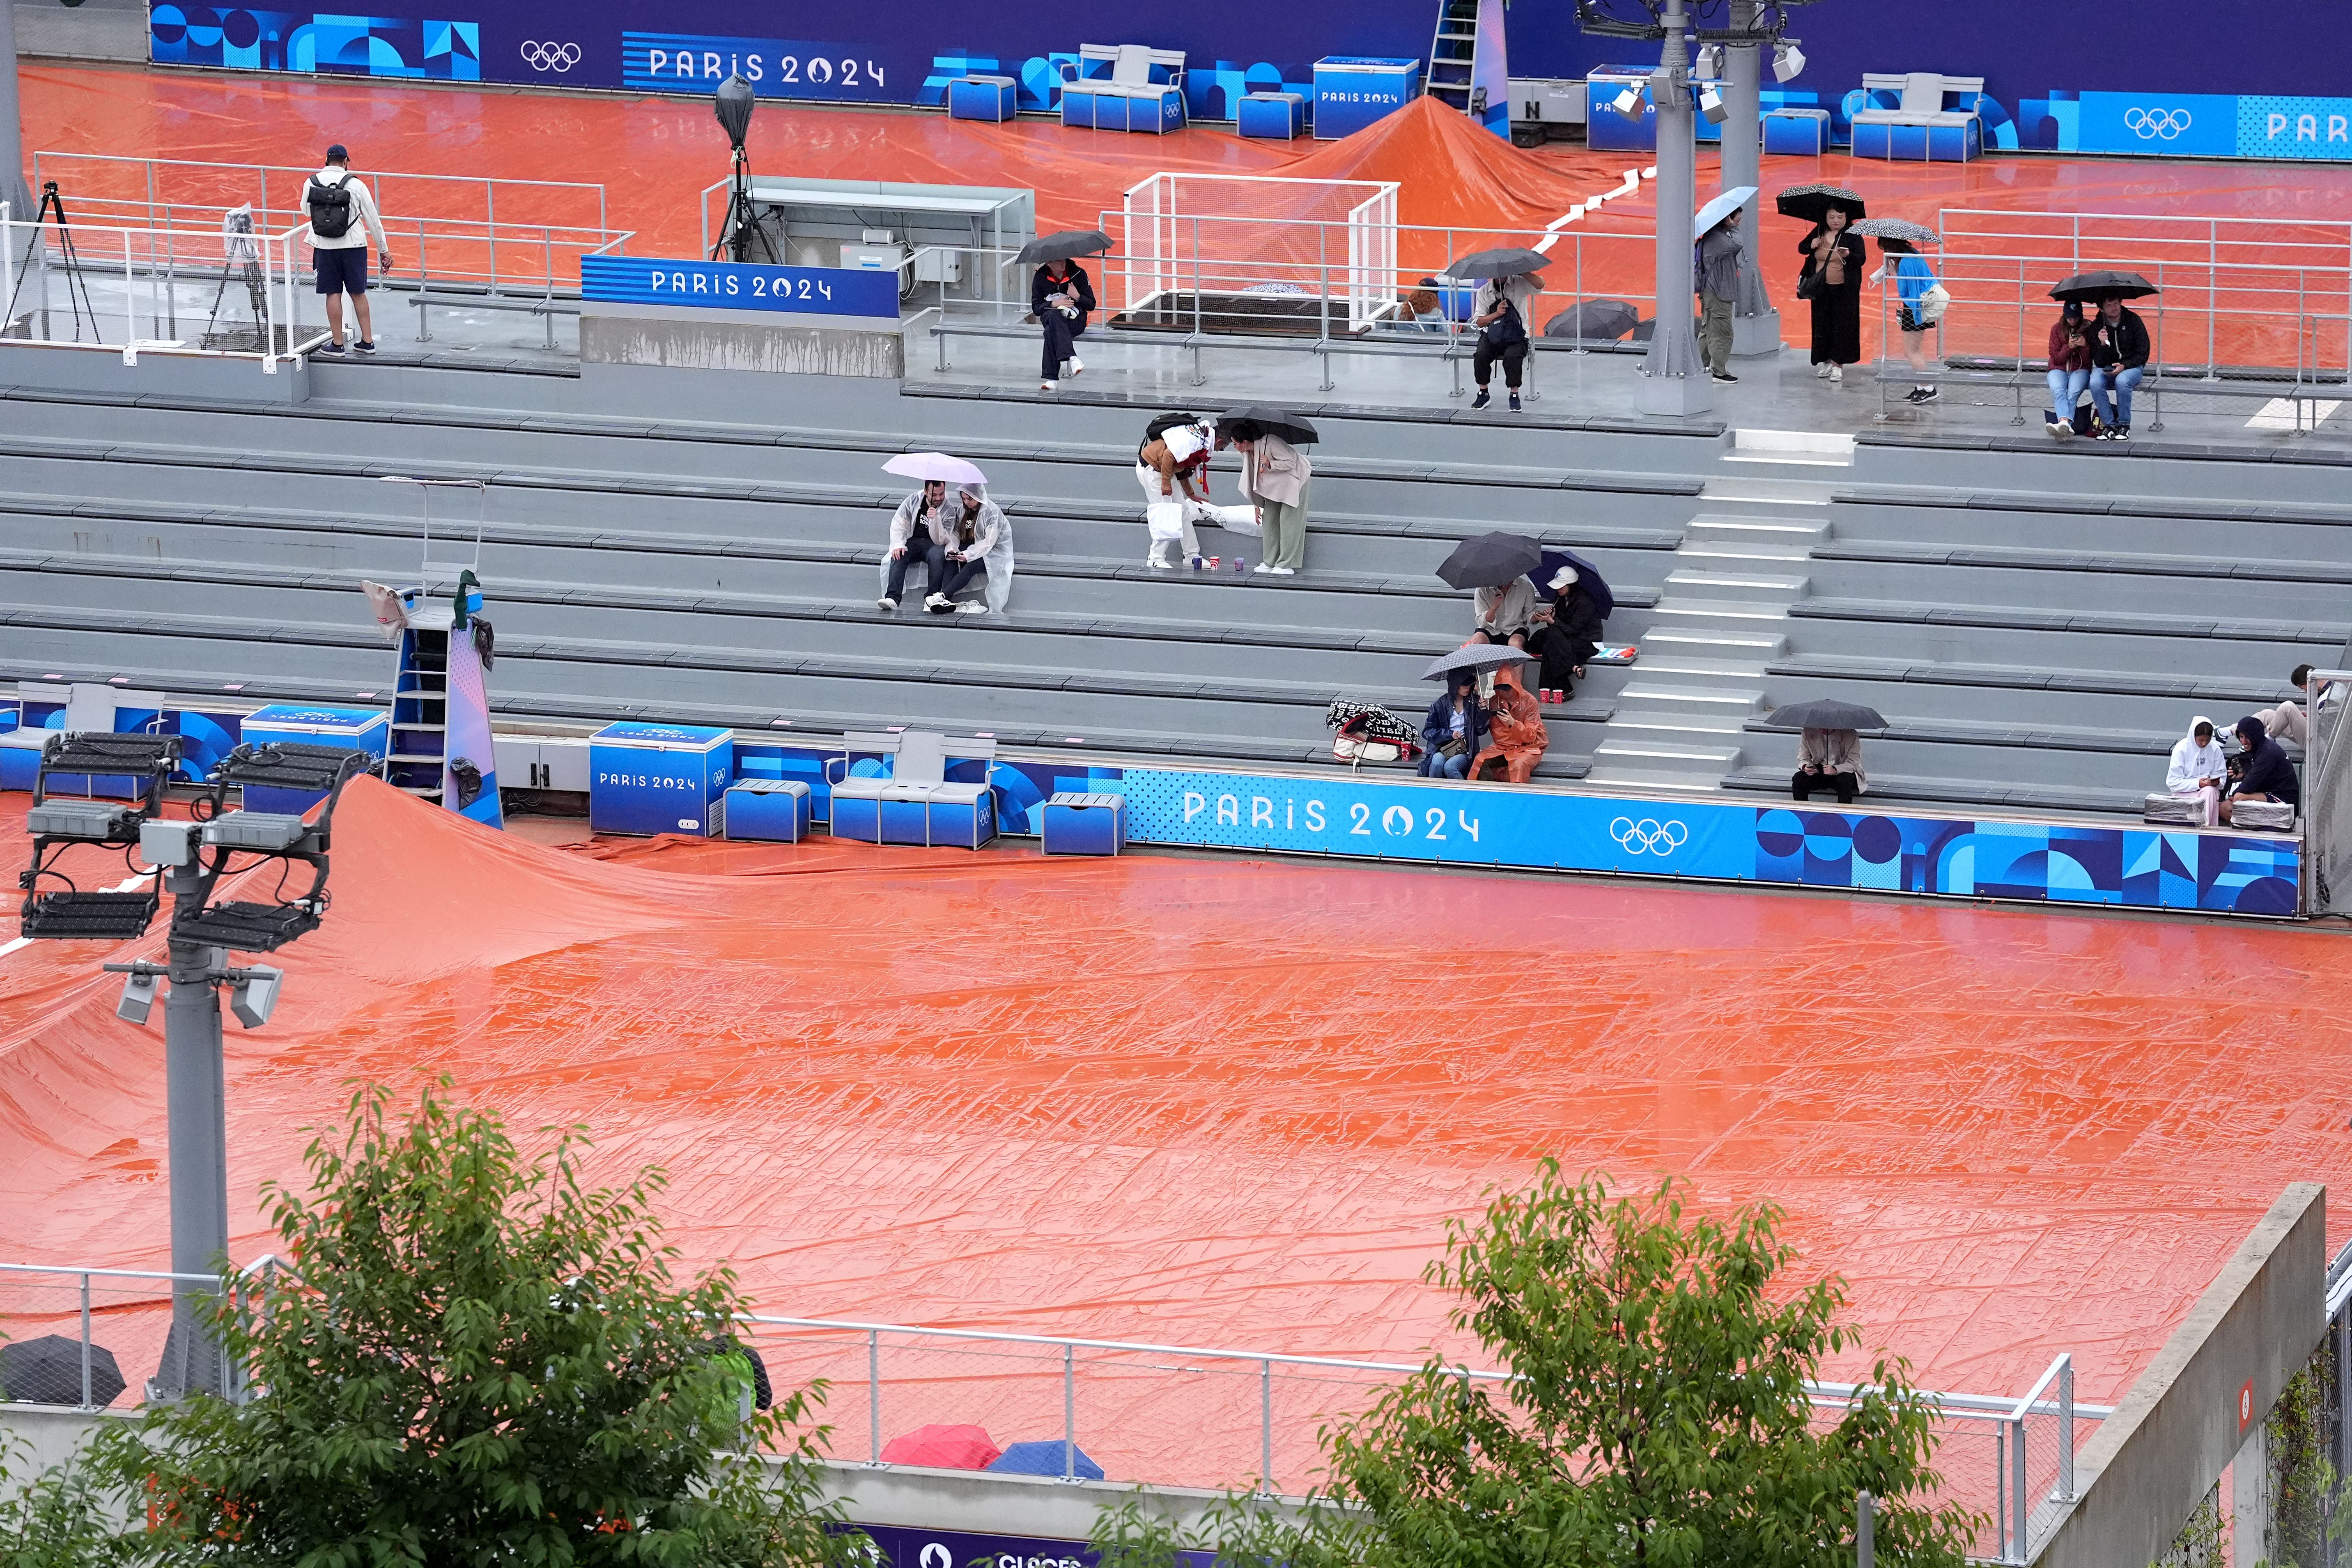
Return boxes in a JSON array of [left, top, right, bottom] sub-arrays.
[[1312, 57, 1422, 140], [580, 255, 900, 320], [588, 721, 733, 838]]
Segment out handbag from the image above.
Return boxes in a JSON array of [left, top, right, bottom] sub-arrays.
[[1145, 499, 1186, 543], [1480, 296, 1527, 349], [1917, 282, 1952, 324], [1795, 263, 1823, 303]]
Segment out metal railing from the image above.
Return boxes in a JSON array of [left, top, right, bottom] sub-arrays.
[[2303, 666, 2352, 916], [1, 203, 320, 371], [28, 153, 629, 298], [0, 1259, 2102, 1561]]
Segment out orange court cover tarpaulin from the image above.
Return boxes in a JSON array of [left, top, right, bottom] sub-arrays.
[[2, 775, 2350, 1478]]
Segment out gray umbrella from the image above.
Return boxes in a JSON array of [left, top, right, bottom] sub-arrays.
[[1544, 298, 1638, 340], [1445, 246, 1553, 279], [2050, 269, 2159, 301], [1015, 230, 1113, 266], [0, 1334, 126, 1407], [1769, 698, 1888, 730], [1423, 643, 1533, 681], [1435, 531, 1546, 590], [1851, 218, 1940, 246]]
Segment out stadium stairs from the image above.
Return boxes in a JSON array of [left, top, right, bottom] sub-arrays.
[[0, 361, 2341, 818]]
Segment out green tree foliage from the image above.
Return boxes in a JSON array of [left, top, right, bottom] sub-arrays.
[[65, 1079, 858, 1568], [0, 1437, 147, 1568], [1095, 1163, 1978, 1568]]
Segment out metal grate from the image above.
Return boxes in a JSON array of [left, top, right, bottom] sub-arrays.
[[20, 890, 159, 940], [170, 899, 320, 953]]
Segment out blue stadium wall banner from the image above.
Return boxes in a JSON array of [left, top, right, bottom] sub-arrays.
[[580, 256, 901, 321]]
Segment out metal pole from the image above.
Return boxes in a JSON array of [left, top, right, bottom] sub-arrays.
[[485, 181, 496, 292], [123, 232, 134, 347], [1994, 1425, 2008, 1561], [1721, 0, 1780, 355], [0, 0, 30, 225], [1856, 1489, 1875, 1568], [78, 1271, 92, 1408], [1260, 1357, 1273, 1488], [2058, 1355, 2076, 1499], [1062, 1342, 1076, 1481], [1635, 0, 1712, 416], [2012, 1413, 2028, 1561], [867, 1328, 881, 1463], [161, 914, 230, 1399]]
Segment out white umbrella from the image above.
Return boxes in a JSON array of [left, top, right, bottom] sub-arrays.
[[882, 452, 988, 485], [1694, 185, 1757, 235]]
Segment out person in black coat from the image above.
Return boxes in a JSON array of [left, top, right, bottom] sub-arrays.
[[2085, 296, 2151, 440], [1798, 207, 1865, 381], [1032, 258, 1095, 391], [2223, 713, 2299, 824], [1527, 564, 1604, 699]]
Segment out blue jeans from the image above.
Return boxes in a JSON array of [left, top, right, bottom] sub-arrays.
[[2089, 364, 2143, 427], [1420, 748, 1469, 779], [2047, 366, 2088, 423]]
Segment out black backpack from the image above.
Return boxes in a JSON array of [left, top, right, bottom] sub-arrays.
[[306, 172, 357, 240], [1139, 410, 1203, 463]]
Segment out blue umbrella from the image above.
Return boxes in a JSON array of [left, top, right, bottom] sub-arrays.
[[1531, 549, 1615, 618], [986, 1439, 1106, 1481], [1694, 185, 1757, 235]]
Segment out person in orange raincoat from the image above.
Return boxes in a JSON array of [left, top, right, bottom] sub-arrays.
[[1469, 662, 1548, 783]]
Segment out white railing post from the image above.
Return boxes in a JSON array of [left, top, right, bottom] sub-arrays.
[[1260, 1356, 1273, 1488], [867, 1327, 881, 1463], [1856, 1489, 1875, 1568], [2058, 1354, 2076, 1499], [1062, 1341, 1076, 1481], [78, 1271, 93, 1408], [2012, 1412, 2029, 1560]]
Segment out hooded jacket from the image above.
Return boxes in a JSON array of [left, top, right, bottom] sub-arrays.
[[2167, 716, 2226, 794], [2233, 716, 2301, 804]]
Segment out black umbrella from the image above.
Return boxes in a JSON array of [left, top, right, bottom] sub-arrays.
[[1445, 246, 1552, 279], [1436, 531, 1545, 590], [1851, 218, 1940, 246], [1543, 298, 1638, 341], [1015, 230, 1112, 266], [1532, 548, 1616, 618], [1221, 404, 1319, 445], [2049, 270, 2160, 302], [1422, 643, 1532, 681], [0, 1334, 126, 1407], [1768, 698, 1888, 730], [1775, 182, 1867, 225]]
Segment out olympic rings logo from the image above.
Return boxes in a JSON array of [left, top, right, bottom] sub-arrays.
[[2122, 107, 2191, 140], [519, 40, 581, 72], [1608, 817, 1689, 856]]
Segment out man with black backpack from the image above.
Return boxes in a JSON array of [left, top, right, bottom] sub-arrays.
[[305, 143, 393, 356]]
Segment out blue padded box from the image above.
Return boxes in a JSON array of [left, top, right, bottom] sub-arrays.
[[1238, 92, 1306, 140], [724, 778, 811, 843], [926, 786, 996, 850], [1762, 106, 1831, 155], [1062, 84, 1183, 133], [949, 75, 1018, 122], [877, 783, 933, 845], [241, 703, 389, 815], [0, 730, 44, 792], [589, 721, 733, 838], [1041, 791, 1125, 856], [1851, 118, 1980, 162]]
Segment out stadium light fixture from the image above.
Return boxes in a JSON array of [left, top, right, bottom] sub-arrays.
[[1611, 86, 1644, 118], [1772, 41, 1805, 81], [1700, 85, 1728, 124]]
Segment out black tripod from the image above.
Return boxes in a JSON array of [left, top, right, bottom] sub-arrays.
[[711, 147, 776, 264], [2, 182, 99, 343], [202, 206, 269, 351]]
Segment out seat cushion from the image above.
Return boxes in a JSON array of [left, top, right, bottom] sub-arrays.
[[831, 775, 890, 801], [1898, 71, 1943, 115]]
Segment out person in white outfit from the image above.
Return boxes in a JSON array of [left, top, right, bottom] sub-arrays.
[[304, 143, 393, 355], [2166, 714, 2228, 827], [1135, 418, 1221, 570]]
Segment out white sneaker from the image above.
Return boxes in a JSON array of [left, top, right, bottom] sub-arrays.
[[955, 600, 987, 615], [1040, 379, 1057, 392], [1829, 364, 1844, 383], [1066, 356, 1084, 376], [1146, 556, 1174, 570], [876, 596, 897, 611], [1267, 565, 1296, 575], [924, 593, 951, 612], [1252, 562, 1273, 574], [1814, 363, 1831, 379]]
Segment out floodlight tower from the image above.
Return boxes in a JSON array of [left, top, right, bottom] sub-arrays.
[[1703, 0, 1813, 354], [1577, 0, 1708, 416], [18, 733, 370, 1398]]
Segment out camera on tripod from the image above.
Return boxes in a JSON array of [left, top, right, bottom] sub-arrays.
[[711, 74, 783, 264]]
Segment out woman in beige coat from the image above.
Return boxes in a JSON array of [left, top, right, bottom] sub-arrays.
[[1226, 422, 1312, 574]]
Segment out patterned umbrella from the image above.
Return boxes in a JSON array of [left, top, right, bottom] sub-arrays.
[[1774, 183, 1867, 224], [1851, 218, 1940, 246]]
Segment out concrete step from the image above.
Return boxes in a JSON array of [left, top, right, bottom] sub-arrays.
[[1663, 567, 1810, 602], [1618, 653, 1769, 682], [1615, 680, 1764, 712], [1581, 769, 1726, 793], [1595, 737, 1744, 765], [1677, 542, 1815, 568], [1646, 596, 1792, 624], [1697, 474, 1840, 509], [1685, 513, 1833, 545], [1605, 712, 1748, 737], [1639, 626, 1788, 656], [1723, 427, 1857, 468]]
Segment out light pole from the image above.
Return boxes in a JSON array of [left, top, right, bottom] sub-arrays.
[[1636, 0, 1709, 416], [1719, 0, 1782, 356], [18, 731, 367, 1399]]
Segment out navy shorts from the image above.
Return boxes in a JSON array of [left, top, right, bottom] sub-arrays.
[[313, 246, 369, 296]]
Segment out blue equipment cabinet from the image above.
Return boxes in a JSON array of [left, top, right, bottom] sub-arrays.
[[1238, 92, 1307, 140], [1042, 792, 1127, 856], [724, 778, 813, 843], [240, 704, 390, 814], [1313, 58, 1421, 140], [588, 721, 734, 837]]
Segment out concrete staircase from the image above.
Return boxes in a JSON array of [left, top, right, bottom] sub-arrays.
[[1585, 431, 1846, 792]]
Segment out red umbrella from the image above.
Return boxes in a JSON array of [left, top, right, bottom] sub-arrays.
[[880, 1424, 1002, 1469]]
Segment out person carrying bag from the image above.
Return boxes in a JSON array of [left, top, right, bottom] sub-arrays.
[[1469, 272, 1535, 412]]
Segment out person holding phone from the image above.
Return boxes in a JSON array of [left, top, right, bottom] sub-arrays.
[[2086, 294, 2151, 441], [2046, 300, 2092, 438], [1799, 206, 1865, 383], [1469, 270, 1540, 411], [930, 484, 1006, 615], [2165, 715, 2227, 826], [1032, 257, 1095, 392]]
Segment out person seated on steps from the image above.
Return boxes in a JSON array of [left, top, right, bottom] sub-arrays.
[[1469, 574, 1537, 650], [1791, 727, 1865, 805], [1527, 564, 1605, 700], [2258, 663, 2334, 750], [879, 478, 953, 612], [2164, 715, 2227, 828], [1420, 672, 1487, 781], [932, 484, 1012, 617], [2221, 713, 2299, 826], [1468, 663, 1549, 784]]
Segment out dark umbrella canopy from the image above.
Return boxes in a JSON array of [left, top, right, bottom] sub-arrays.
[[1775, 183, 1867, 225], [1445, 246, 1552, 279], [2049, 269, 2160, 301], [1769, 698, 1888, 730], [1436, 531, 1545, 590], [0, 1334, 126, 1407], [988, 1440, 1106, 1481], [1851, 217, 1940, 246], [1422, 643, 1533, 681], [1221, 404, 1319, 445], [1016, 230, 1113, 266], [1532, 548, 1616, 618], [1543, 298, 1638, 341]]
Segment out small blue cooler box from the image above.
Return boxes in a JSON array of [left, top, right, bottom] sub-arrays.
[[589, 721, 734, 837], [949, 75, 1018, 122], [1762, 106, 1831, 155], [724, 778, 811, 843], [1042, 791, 1125, 855], [241, 703, 390, 814], [1238, 92, 1307, 140]]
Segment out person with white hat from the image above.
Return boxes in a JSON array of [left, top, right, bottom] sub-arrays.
[[1527, 563, 1606, 700]]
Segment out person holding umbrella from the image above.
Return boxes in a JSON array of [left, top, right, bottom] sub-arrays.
[[1527, 557, 1608, 700], [1420, 670, 1488, 780], [1771, 698, 1881, 805], [1781, 185, 1866, 383], [1451, 246, 1548, 412], [2086, 292, 2151, 441], [1221, 408, 1315, 575], [878, 452, 986, 612], [1023, 230, 1107, 392], [1693, 190, 1753, 386], [1438, 530, 1545, 648]]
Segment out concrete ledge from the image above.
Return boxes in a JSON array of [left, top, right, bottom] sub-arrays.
[[0, 340, 311, 405], [2033, 1184, 2325, 1568], [581, 305, 904, 379]]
